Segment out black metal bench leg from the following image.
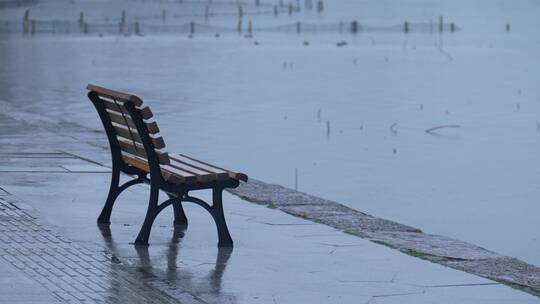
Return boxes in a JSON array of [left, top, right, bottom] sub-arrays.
[[167, 193, 188, 227], [97, 167, 120, 224], [211, 187, 233, 247], [173, 203, 188, 227], [135, 186, 159, 246]]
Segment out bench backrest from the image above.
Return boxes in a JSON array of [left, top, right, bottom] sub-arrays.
[[87, 84, 171, 170]]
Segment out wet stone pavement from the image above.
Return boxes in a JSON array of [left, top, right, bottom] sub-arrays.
[[0, 196, 193, 304], [229, 180, 540, 294], [0, 103, 539, 303]]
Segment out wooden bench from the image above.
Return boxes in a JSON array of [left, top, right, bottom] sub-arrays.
[[87, 84, 248, 247]]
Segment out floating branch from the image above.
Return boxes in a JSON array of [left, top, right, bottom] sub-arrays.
[[438, 47, 453, 61], [425, 124, 461, 133], [390, 123, 398, 134]]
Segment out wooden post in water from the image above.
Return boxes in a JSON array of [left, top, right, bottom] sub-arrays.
[[317, 0, 324, 13], [296, 21, 301, 33], [22, 9, 29, 34], [135, 21, 140, 35], [438, 16, 443, 33], [237, 18, 242, 33], [288, 3, 293, 15], [190, 21, 195, 35], [238, 5, 243, 18], [255, 0, 260, 6], [450, 22, 455, 33], [506, 23, 510, 32], [119, 10, 126, 33], [403, 21, 409, 33], [78, 11, 84, 28], [30, 19, 35, 35], [84, 22, 88, 35], [351, 20, 358, 33]]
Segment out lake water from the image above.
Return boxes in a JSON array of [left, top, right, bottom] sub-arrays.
[[1, 0, 539, 265]]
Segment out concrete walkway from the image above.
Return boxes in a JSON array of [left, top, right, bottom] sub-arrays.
[[0, 107, 538, 303]]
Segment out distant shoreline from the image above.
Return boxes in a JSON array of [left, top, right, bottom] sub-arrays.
[[0, 0, 38, 9]]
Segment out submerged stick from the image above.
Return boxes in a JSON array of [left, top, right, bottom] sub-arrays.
[[425, 124, 460, 133], [294, 168, 298, 190], [326, 120, 330, 136]]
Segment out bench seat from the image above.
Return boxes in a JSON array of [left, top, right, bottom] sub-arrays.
[[122, 152, 248, 185]]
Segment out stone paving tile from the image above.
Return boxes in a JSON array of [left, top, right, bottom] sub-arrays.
[[0, 256, 62, 303], [0, 196, 200, 304]]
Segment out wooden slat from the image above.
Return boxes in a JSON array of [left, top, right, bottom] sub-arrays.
[[107, 110, 160, 134], [113, 123, 141, 141], [112, 124, 166, 149], [167, 161, 216, 183], [116, 134, 165, 150], [121, 154, 197, 184], [140, 107, 153, 120], [87, 84, 143, 106], [117, 140, 170, 164], [161, 164, 199, 184], [172, 153, 248, 182], [102, 99, 153, 120], [169, 154, 229, 181]]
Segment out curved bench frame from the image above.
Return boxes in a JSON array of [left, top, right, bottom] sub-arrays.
[[88, 89, 241, 247]]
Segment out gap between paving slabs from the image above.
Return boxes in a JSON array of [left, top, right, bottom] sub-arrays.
[[227, 179, 540, 297]]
